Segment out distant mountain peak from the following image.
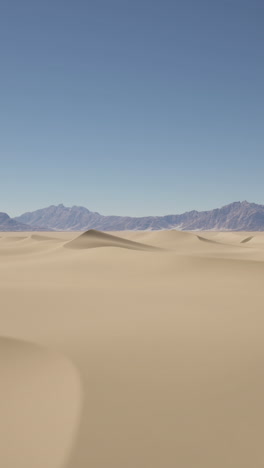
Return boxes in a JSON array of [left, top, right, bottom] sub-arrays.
[[0, 212, 11, 222], [0, 211, 49, 232]]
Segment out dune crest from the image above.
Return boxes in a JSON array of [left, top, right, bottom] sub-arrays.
[[241, 236, 254, 243], [64, 229, 158, 251], [196, 235, 219, 244]]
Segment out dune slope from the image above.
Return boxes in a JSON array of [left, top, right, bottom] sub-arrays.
[[64, 229, 159, 251], [0, 337, 81, 468]]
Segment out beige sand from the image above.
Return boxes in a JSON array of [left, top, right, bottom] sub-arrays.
[[0, 337, 81, 468], [0, 229, 264, 468]]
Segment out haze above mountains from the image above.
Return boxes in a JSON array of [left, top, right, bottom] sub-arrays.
[[0, 201, 263, 232]]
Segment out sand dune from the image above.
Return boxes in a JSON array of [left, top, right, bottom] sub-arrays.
[[196, 234, 220, 243], [241, 235, 254, 243], [64, 229, 159, 251], [119, 229, 202, 249], [1, 235, 28, 242], [1, 230, 264, 468], [31, 234, 63, 241]]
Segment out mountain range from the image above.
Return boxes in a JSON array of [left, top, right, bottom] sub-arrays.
[[0, 201, 263, 232], [0, 212, 44, 232]]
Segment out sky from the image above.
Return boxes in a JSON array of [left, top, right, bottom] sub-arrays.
[[1, 0, 264, 217]]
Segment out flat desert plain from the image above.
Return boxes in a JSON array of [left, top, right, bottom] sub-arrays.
[[1, 229, 264, 468]]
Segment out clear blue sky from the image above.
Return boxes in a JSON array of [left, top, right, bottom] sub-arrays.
[[1, 0, 263, 217]]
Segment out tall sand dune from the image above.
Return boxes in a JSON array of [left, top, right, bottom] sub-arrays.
[[64, 229, 158, 251]]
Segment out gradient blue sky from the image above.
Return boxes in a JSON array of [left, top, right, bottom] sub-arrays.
[[1, 0, 263, 217]]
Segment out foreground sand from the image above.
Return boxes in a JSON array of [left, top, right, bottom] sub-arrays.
[[1, 229, 264, 468]]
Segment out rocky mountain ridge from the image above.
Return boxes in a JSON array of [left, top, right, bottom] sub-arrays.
[[7, 201, 264, 231]]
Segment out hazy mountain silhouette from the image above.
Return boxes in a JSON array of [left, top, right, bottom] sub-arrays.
[[0, 212, 46, 231], [11, 201, 264, 231]]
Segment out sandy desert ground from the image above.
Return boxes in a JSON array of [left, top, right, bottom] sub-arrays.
[[1, 229, 264, 468]]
